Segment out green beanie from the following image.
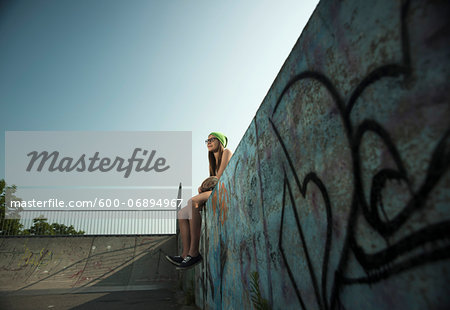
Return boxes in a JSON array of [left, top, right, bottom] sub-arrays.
[[209, 132, 228, 148]]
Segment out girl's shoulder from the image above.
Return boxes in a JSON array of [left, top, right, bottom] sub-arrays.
[[223, 148, 233, 159], [223, 148, 233, 156], [223, 149, 233, 163]]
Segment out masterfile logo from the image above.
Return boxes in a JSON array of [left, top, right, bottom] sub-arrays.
[[6, 131, 192, 187], [25, 148, 170, 178], [5, 131, 192, 220]]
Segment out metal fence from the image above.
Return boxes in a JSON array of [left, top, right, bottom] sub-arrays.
[[1, 210, 178, 236], [0, 185, 182, 236]]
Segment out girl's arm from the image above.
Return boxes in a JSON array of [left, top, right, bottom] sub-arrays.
[[217, 149, 233, 179]]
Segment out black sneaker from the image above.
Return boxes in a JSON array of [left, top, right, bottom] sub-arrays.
[[176, 254, 203, 270], [165, 255, 184, 266]]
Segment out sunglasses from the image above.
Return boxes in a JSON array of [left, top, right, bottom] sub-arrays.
[[205, 137, 217, 144]]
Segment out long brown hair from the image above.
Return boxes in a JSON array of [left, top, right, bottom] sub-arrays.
[[209, 143, 224, 176]]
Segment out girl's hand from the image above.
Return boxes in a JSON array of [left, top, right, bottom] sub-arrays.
[[195, 202, 204, 210], [198, 186, 202, 194]]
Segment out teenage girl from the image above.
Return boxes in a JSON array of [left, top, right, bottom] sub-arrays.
[[166, 132, 232, 269]]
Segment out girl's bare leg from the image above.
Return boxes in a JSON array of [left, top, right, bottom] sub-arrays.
[[178, 218, 190, 258], [188, 191, 211, 257], [188, 205, 202, 257], [178, 199, 192, 258]]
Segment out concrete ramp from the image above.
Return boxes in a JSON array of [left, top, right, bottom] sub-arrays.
[[0, 235, 178, 294]]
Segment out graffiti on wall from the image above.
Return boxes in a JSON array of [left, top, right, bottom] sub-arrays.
[[18, 245, 54, 269], [211, 181, 230, 226], [269, 0, 449, 308], [201, 0, 449, 309]]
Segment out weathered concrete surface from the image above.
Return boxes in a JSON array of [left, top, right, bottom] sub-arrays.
[[0, 235, 178, 293], [195, 0, 450, 309], [0, 288, 201, 310]]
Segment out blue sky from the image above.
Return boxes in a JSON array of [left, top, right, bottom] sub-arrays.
[[0, 0, 318, 190]]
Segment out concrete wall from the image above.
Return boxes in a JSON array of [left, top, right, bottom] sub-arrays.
[[0, 235, 178, 293], [195, 0, 450, 309]]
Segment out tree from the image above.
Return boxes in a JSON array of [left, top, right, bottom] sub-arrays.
[[51, 222, 85, 235], [0, 179, 24, 235], [21, 217, 85, 235], [0, 179, 85, 236]]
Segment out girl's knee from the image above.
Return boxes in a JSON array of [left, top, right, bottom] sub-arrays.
[[177, 208, 186, 219], [178, 205, 192, 219]]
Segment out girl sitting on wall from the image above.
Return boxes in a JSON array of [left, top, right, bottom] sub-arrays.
[[166, 132, 232, 269]]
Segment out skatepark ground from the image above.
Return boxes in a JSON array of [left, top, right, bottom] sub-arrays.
[[0, 286, 199, 310], [0, 235, 199, 309]]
